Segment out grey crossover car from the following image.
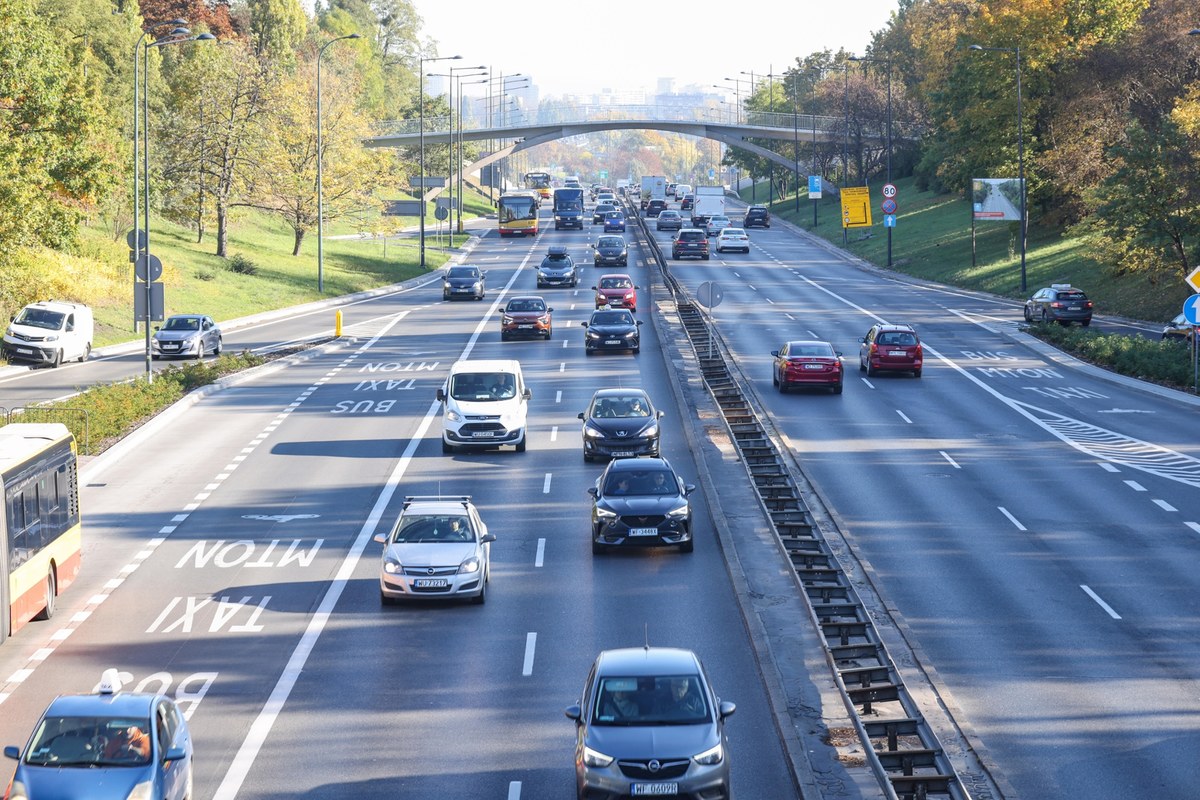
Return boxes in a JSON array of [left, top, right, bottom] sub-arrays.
[[565, 647, 736, 800], [151, 314, 222, 359]]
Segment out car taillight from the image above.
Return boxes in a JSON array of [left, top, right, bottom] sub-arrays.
[[1086, 301, 1094, 308], [1051, 301, 1065, 308]]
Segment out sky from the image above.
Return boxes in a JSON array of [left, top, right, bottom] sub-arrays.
[[410, 0, 902, 101]]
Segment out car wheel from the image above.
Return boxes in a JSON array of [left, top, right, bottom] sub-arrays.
[[79, 344, 91, 363], [592, 541, 606, 555], [500, 331, 509, 341], [380, 590, 397, 606], [1023, 306, 1032, 322], [833, 382, 843, 394], [858, 357, 866, 372], [213, 337, 222, 356], [545, 328, 552, 340], [680, 538, 694, 554], [444, 292, 450, 300], [1082, 319, 1091, 327], [441, 439, 453, 454], [515, 434, 527, 453], [34, 569, 56, 620], [866, 361, 877, 377], [152, 354, 160, 361], [777, 378, 788, 393], [913, 369, 922, 378], [702, 254, 710, 260], [50, 349, 62, 368], [584, 452, 594, 463], [471, 579, 486, 605]]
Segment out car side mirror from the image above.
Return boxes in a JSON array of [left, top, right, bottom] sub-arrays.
[[860, 337, 868, 343], [565, 704, 582, 721], [163, 745, 187, 763], [719, 701, 737, 719], [580, 321, 588, 328], [636, 320, 643, 326], [480, 533, 497, 544], [4, 746, 19, 760], [587, 487, 598, 498], [657, 410, 665, 419], [589, 244, 595, 249], [590, 286, 598, 291], [771, 351, 779, 357], [372, 533, 387, 544], [684, 484, 696, 494], [523, 388, 531, 400], [436, 388, 446, 402], [547, 308, 554, 313], [577, 412, 585, 420]]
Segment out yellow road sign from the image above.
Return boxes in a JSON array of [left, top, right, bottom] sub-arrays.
[[841, 186, 873, 228], [1187, 266, 1200, 293]]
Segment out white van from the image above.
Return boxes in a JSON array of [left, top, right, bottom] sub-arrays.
[[3, 301, 94, 368], [436, 359, 530, 453]]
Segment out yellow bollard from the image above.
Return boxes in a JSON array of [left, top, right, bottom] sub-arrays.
[[335, 309, 343, 337]]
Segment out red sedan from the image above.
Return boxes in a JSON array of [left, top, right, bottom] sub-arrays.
[[771, 340, 844, 394]]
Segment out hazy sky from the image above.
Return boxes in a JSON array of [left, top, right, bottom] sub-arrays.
[[410, 0, 901, 100]]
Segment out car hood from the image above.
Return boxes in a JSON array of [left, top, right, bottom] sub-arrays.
[[596, 247, 625, 256], [598, 495, 682, 515], [587, 323, 638, 336], [585, 722, 718, 758], [15, 763, 154, 799], [154, 329, 201, 341], [450, 397, 521, 416], [538, 264, 574, 273], [446, 276, 480, 286], [387, 542, 478, 566], [586, 417, 655, 436]]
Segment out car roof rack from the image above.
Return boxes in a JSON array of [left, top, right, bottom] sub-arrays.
[[404, 495, 471, 508]]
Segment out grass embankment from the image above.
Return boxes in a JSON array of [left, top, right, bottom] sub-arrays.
[[738, 178, 1197, 394]]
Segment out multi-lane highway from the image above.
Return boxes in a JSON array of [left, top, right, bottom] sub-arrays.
[[2, 189, 1199, 800]]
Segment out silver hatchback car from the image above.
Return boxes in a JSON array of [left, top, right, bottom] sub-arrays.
[[565, 647, 735, 800], [151, 314, 222, 359], [373, 496, 496, 605]]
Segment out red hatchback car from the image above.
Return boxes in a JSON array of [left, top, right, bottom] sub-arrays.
[[771, 340, 843, 394], [593, 274, 639, 312], [859, 323, 923, 377], [500, 295, 553, 340]]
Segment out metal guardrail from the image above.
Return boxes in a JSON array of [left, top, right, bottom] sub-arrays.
[[627, 202, 972, 800]]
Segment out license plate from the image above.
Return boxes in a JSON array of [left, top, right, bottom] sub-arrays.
[[629, 527, 658, 537], [1068, 305, 1080, 310], [471, 431, 495, 438], [453, 288, 470, 293], [605, 339, 621, 345], [888, 350, 906, 357], [632, 783, 678, 796], [803, 363, 823, 370], [519, 324, 533, 329], [413, 578, 448, 588], [17, 348, 32, 354]]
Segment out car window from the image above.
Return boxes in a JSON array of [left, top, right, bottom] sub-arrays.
[[164, 317, 200, 331], [1057, 291, 1087, 301], [24, 715, 153, 767], [394, 515, 473, 543], [591, 311, 633, 325], [598, 237, 623, 247], [507, 300, 545, 312]]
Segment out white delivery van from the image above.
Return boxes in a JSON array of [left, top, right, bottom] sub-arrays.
[[2, 301, 94, 368], [436, 359, 531, 453]]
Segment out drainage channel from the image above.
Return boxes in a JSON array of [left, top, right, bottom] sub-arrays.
[[625, 199, 976, 800]]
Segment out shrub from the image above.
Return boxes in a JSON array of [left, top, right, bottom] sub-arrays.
[[195, 268, 217, 282], [1024, 323, 1196, 391], [228, 253, 258, 275]]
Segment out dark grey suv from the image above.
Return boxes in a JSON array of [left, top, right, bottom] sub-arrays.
[[587, 456, 693, 553], [537, 247, 578, 288], [743, 205, 771, 228], [593, 236, 628, 267], [565, 647, 736, 800], [671, 229, 709, 260]]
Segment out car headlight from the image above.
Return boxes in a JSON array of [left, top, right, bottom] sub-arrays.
[[443, 281, 451, 289], [384, 557, 403, 574], [538, 314, 551, 323], [4, 326, 13, 337], [667, 503, 689, 519], [586, 331, 602, 340], [44, 333, 59, 342], [582, 746, 614, 768], [472, 282, 481, 290], [641, 423, 658, 437], [459, 555, 482, 574], [623, 331, 638, 339], [125, 780, 154, 800], [584, 425, 606, 439], [445, 409, 462, 422], [595, 506, 617, 519], [692, 742, 724, 766], [502, 315, 514, 324]]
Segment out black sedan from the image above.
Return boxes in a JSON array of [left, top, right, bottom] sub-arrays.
[[588, 457, 695, 554], [578, 388, 663, 462], [582, 309, 642, 354], [592, 203, 617, 223]]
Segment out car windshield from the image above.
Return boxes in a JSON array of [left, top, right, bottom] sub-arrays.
[[790, 343, 835, 357], [543, 255, 569, 263], [449, 372, 515, 401], [24, 716, 153, 767], [877, 332, 917, 346], [591, 395, 650, 418], [592, 675, 709, 725], [393, 515, 474, 543], [163, 317, 201, 331], [13, 308, 66, 331], [507, 299, 546, 313], [447, 267, 479, 279], [723, 229, 746, 237], [598, 237, 623, 247], [600, 278, 632, 289], [591, 311, 633, 326], [604, 468, 676, 496]]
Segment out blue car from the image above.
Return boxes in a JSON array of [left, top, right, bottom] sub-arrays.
[[603, 211, 626, 232], [4, 670, 193, 800]]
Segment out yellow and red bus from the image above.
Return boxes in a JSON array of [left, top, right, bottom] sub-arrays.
[[0, 423, 81, 644], [524, 171, 553, 200], [498, 192, 540, 237]]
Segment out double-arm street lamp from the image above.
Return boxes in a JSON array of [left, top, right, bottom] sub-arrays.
[[443, 66, 487, 234], [850, 54, 893, 266], [316, 32, 361, 294], [133, 21, 213, 379], [969, 43, 1026, 292], [719, 77, 751, 124], [419, 53, 462, 267], [455, 73, 488, 233]]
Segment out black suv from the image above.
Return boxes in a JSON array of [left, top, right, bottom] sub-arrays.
[[671, 229, 709, 260], [644, 199, 667, 217], [743, 206, 771, 228], [1023, 284, 1093, 326]]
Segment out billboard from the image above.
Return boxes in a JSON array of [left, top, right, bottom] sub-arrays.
[[972, 178, 1023, 221]]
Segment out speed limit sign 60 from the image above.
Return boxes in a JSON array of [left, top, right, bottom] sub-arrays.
[[882, 183, 897, 199]]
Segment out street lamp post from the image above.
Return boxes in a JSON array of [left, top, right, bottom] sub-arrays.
[[850, 54, 893, 266], [419, 53, 461, 268], [791, 71, 800, 213], [456, 74, 488, 233], [316, 32, 361, 294], [969, 43, 1025, 292], [136, 24, 213, 380]]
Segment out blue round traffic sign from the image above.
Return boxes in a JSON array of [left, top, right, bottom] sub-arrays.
[[1183, 294, 1200, 325], [881, 198, 897, 215]]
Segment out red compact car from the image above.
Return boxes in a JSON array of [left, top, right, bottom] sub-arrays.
[[593, 274, 639, 312], [771, 340, 843, 394], [500, 295, 553, 340], [859, 323, 923, 378]]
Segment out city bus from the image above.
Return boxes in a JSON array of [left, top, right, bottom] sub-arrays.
[[523, 171, 553, 200], [0, 423, 81, 644], [498, 192, 540, 237]]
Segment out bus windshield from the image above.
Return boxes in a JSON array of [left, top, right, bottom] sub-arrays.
[[499, 196, 537, 222]]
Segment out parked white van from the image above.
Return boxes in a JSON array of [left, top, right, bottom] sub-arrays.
[[2, 301, 94, 368], [436, 359, 530, 453]]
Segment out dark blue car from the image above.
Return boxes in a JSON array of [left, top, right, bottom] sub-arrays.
[[603, 211, 626, 232]]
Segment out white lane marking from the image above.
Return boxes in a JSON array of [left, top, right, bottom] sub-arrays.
[[551, 426, 558, 442], [732, 272, 741, 278], [765, 297, 775, 304], [543, 474, 552, 493], [939, 451, 961, 468], [807, 330, 819, 338], [562, 339, 569, 348], [555, 390, 562, 403], [785, 313, 795, 321], [522, 632, 537, 676], [211, 264, 538, 800], [1081, 585, 1121, 619], [1153, 499, 1177, 512], [861, 378, 875, 389], [1124, 481, 1146, 492], [559, 362, 566, 373], [748, 284, 757, 291], [1099, 463, 1119, 473], [535, 539, 545, 567], [1186, 522, 1200, 535], [508, 782, 522, 800], [896, 410, 912, 424], [998, 507, 1027, 531]]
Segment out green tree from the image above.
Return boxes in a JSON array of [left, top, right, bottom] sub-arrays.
[[248, 0, 307, 65]]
